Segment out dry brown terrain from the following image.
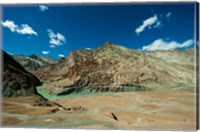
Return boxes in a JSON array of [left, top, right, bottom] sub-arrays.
[[1, 88, 196, 130], [35, 43, 195, 95]]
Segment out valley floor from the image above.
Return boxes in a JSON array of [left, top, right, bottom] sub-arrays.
[[1, 88, 197, 130]]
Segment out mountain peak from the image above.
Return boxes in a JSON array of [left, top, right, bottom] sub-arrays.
[[13, 54, 58, 73], [30, 54, 38, 59], [105, 41, 112, 45], [101, 41, 113, 48]]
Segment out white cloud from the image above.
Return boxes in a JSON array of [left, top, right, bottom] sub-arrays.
[[1, 20, 37, 36], [47, 29, 66, 46], [57, 33, 65, 40], [16, 24, 38, 35], [42, 51, 50, 55], [166, 12, 172, 18], [39, 5, 48, 12], [135, 15, 160, 34], [58, 54, 65, 58], [49, 39, 61, 45], [50, 45, 56, 48], [85, 48, 92, 50], [1, 20, 17, 32], [142, 39, 194, 51]]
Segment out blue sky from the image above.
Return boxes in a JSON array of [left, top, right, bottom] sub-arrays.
[[1, 3, 197, 59]]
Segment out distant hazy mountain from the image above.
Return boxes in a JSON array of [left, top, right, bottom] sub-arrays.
[[12, 54, 58, 73], [36, 42, 195, 95], [2, 50, 41, 97]]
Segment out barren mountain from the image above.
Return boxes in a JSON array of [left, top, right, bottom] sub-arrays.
[[36, 42, 195, 95], [2, 50, 41, 97], [13, 54, 58, 73]]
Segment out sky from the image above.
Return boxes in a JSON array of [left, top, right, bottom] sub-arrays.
[[1, 3, 198, 59]]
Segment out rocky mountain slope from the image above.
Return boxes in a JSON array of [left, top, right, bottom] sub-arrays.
[[12, 54, 58, 73], [2, 50, 41, 97], [36, 42, 195, 95]]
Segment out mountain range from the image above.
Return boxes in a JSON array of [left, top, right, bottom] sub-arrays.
[[34, 42, 195, 95], [2, 42, 196, 97], [12, 54, 58, 73]]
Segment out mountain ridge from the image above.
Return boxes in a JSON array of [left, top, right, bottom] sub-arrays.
[[12, 54, 58, 73], [2, 50, 41, 97], [35, 42, 195, 95]]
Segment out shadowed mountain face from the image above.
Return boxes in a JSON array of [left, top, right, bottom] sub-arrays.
[[2, 50, 41, 97], [12, 54, 58, 73], [35, 42, 195, 95]]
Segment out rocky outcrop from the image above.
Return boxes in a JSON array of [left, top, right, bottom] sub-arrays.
[[35, 42, 195, 95], [2, 50, 41, 97], [12, 54, 58, 73]]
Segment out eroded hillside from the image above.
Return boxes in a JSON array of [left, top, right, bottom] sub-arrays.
[[2, 50, 41, 97], [13, 54, 58, 73], [35, 42, 195, 95]]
